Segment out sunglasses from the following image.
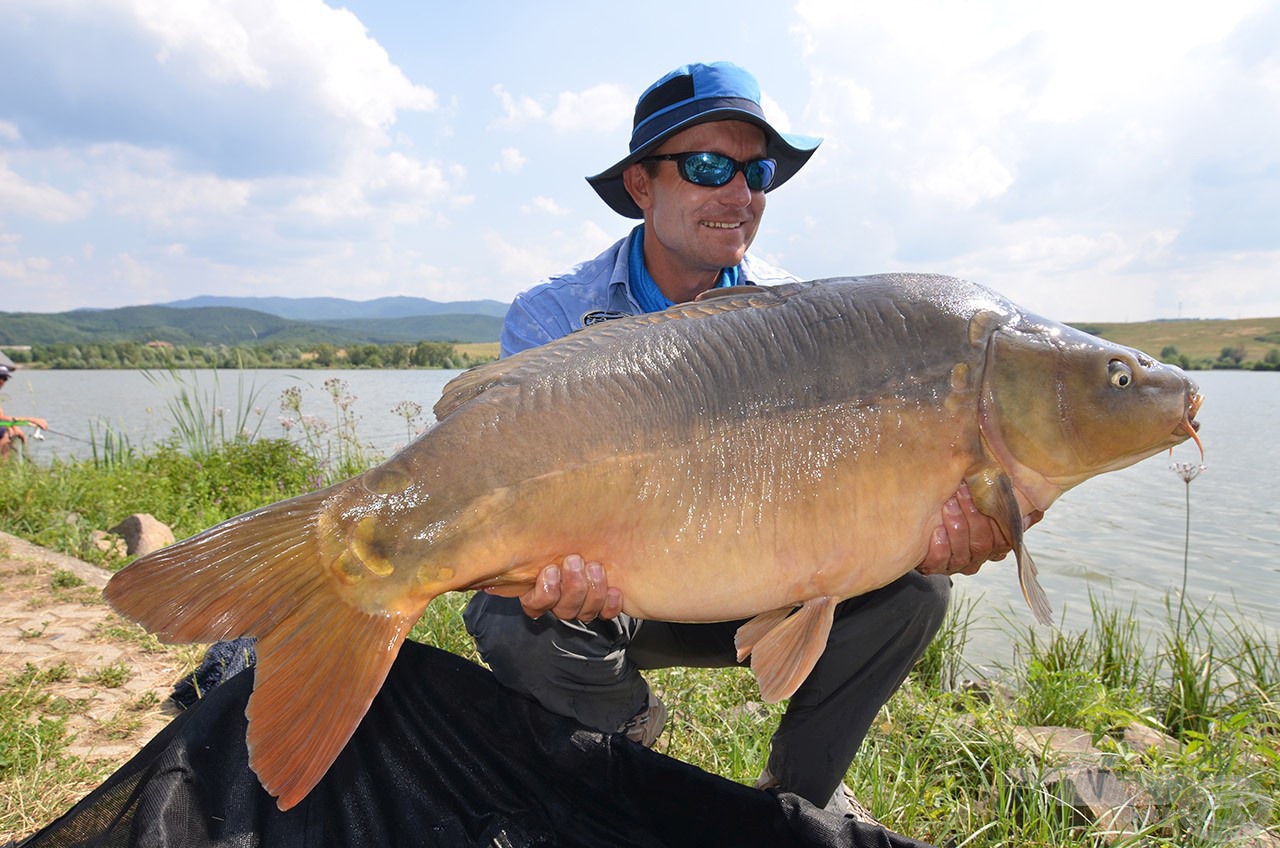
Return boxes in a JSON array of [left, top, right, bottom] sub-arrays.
[[641, 151, 778, 191]]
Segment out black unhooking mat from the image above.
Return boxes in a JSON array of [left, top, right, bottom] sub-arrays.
[[15, 641, 937, 848]]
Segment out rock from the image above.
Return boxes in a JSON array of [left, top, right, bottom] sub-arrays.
[[107, 514, 175, 557], [1007, 764, 1159, 844], [91, 530, 127, 560], [1120, 722, 1180, 757], [1011, 726, 1104, 763], [961, 678, 1016, 706], [1229, 824, 1280, 848]]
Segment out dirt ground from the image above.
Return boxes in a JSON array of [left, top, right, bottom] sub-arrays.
[[0, 531, 197, 842]]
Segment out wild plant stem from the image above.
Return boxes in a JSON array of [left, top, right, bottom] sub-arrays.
[[1178, 479, 1190, 635]]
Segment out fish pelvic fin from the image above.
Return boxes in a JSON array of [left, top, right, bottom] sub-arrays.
[[966, 468, 1054, 626], [734, 606, 794, 663], [736, 596, 839, 703], [103, 486, 429, 809]]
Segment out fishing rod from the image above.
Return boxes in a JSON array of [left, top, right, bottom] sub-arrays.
[[2, 419, 93, 444]]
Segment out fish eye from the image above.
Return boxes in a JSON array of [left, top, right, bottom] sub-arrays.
[[1108, 360, 1133, 389]]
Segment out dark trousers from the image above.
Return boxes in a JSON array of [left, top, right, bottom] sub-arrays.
[[464, 571, 951, 807]]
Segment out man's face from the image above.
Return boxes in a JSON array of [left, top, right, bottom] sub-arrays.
[[624, 120, 769, 282]]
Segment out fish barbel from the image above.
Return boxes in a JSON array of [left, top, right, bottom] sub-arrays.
[[105, 273, 1204, 808]]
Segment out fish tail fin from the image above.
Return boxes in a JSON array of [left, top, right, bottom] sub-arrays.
[[104, 486, 427, 810], [249, 592, 415, 809], [737, 596, 839, 703]]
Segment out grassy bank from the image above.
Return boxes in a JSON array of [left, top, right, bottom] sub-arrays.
[[1071, 316, 1280, 371], [1, 385, 1276, 845]]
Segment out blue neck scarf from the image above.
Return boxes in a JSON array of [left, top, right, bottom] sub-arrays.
[[628, 225, 741, 314]]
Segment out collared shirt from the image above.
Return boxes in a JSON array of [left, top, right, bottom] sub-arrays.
[[500, 225, 799, 357]]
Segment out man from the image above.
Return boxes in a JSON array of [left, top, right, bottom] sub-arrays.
[[0, 365, 49, 460], [464, 62, 1036, 818]]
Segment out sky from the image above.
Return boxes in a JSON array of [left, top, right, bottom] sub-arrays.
[[0, 0, 1277, 323]]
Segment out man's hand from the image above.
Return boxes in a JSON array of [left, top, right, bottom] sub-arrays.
[[917, 482, 1044, 576], [518, 554, 623, 623]]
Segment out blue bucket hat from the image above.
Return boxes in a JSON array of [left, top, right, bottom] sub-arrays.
[[587, 62, 822, 219]]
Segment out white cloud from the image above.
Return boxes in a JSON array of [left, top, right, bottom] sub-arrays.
[[288, 150, 452, 225], [908, 144, 1014, 209], [483, 220, 614, 298], [133, 0, 436, 131], [84, 145, 251, 225], [524, 196, 569, 216], [0, 159, 91, 223], [547, 84, 631, 134], [0, 122, 21, 142], [493, 84, 546, 128], [493, 147, 527, 174], [492, 82, 631, 135]]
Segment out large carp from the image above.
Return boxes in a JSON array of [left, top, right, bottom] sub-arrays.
[[106, 273, 1203, 809]]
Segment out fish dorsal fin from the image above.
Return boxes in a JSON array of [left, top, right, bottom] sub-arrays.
[[694, 284, 769, 302], [735, 595, 839, 702], [434, 284, 794, 420], [433, 358, 522, 421], [966, 467, 1053, 625]]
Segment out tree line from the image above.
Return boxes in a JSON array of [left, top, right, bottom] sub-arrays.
[[1159, 344, 1280, 372], [0, 340, 493, 370]]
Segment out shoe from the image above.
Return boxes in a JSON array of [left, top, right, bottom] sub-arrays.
[[825, 783, 883, 827], [619, 694, 667, 747], [755, 768, 882, 827]]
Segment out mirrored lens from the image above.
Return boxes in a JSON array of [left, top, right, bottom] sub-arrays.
[[743, 159, 777, 191], [681, 153, 736, 187]]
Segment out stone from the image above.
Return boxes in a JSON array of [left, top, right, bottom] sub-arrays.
[[91, 529, 127, 560], [1229, 824, 1280, 848], [1007, 764, 1159, 844], [1120, 722, 1180, 757], [960, 678, 1016, 706], [107, 514, 175, 557], [1011, 725, 1104, 763]]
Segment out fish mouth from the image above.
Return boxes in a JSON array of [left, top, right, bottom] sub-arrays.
[[1177, 390, 1205, 461]]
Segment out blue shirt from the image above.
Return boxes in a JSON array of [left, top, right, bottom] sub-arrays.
[[500, 225, 799, 357]]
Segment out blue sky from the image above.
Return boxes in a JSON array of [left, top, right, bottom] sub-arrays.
[[1, 0, 1277, 322]]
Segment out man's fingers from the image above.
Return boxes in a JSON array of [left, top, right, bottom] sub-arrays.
[[955, 485, 999, 560], [517, 554, 624, 622], [600, 587, 623, 621], [568, 561, 609, 623], [550, 555, 590, 620], [519, 564, 561, 618], [942, 497, 972, 569], [918, 526, 951, 574]]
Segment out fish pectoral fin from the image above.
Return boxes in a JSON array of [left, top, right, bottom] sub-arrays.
[[1015, 546, 1053, 627], [734, 606, 796, 662], [966, 467, 1054, 626], [248, 595, 417, 810], [739, 595, 839, 703]]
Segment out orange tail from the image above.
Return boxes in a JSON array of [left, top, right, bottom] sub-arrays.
[[104, 486, 422, 810]]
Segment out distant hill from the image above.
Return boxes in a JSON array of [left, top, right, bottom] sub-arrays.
[[162, 294, 510, 321], [0, 304, 503, 346], [1068, 315, 1280, 365]]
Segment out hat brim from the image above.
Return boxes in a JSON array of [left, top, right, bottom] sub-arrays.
[[586, 109, 821, 219]]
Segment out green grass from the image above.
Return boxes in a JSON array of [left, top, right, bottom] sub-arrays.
[[392, 588, 1280, 846]]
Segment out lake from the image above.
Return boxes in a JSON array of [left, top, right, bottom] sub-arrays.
[[4, 367, 1276, 668]]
